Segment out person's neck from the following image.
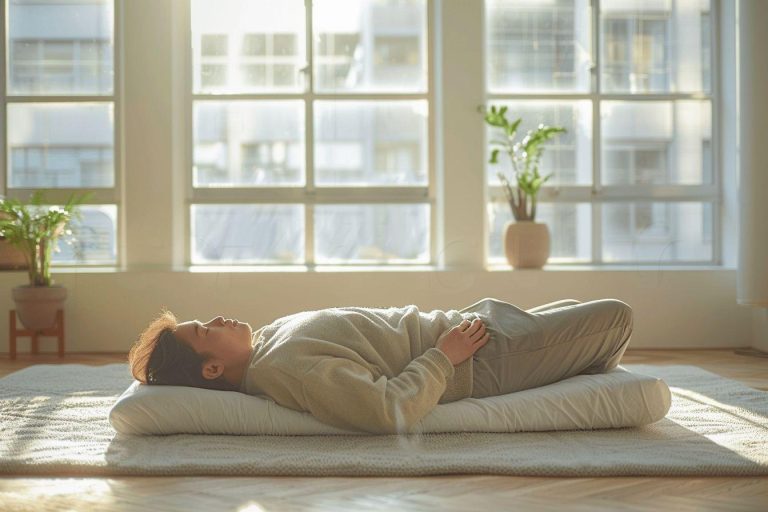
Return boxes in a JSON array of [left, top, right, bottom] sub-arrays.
[[222, 346, 253, 390]]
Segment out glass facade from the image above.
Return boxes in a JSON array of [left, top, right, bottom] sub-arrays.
[[190, 0, 429, 265], [486, 0, 714, 264], [5, 0, 117, 265]]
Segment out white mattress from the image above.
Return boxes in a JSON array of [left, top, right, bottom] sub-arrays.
[[109, 365, 671, 435]]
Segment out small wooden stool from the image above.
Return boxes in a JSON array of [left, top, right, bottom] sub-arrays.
[[9, 309, 65, 360]]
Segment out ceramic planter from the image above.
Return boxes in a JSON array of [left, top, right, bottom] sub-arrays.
[[12, 285, 67, 330], [503, 221, 550, 269]]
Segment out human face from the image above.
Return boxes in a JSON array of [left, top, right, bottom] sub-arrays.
[[174, 315, 253, 363]]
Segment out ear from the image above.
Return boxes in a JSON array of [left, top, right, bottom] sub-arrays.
[[201, 359, 224, 380]]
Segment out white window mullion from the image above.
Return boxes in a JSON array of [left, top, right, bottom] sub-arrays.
[[439, 0, 485, 269], [113, 0, 125, 268], [304, 0, 315, 266], [5, 95, 114, 103], [591, 0, 603, 264], [711, 0, 722, 265], [591, 95, 602, 264], [125, 0, 175, 269], [427, 0, 437, 266]]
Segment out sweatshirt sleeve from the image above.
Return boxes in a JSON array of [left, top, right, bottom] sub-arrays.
[[300, 347, 456, 434]]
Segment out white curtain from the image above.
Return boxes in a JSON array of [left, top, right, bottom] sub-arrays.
[[737, 0, 768, 307]]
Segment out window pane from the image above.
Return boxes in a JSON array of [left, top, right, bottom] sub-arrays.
[[315, 204, 429, 263], [193, 101, 304, 187], [191, 205, 304, 263], [8, 103, 114, 188], [314, 0, 427, 92], [191, 0, 306, 93], [201, 34, 228, 56], [601, 101, 711, 185], [600, 0, 711, 93], [486, 0, 591, 93], [8, 0, 114, 95], [603, 202, 713, 262], [488, 202, 592, 264], [314, 101, 427, 186], [52, 205, 118, 264], [485, 101, 592, 186]]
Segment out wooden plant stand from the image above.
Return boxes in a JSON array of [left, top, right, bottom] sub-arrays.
[[9, 309, 65, 360]]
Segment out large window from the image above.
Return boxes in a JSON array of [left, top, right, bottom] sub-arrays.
[[190, 0, 430, 266], [0, 1, 721, 271], [2, 0, 118, 265], [486, 0, 715, 265]]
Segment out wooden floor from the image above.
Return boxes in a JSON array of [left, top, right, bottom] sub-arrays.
[[0, 348, 766, 512]]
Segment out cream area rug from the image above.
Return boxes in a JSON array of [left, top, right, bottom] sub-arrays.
[[0, 363, 766, 477]]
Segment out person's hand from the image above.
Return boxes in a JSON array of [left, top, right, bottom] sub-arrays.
[[436, 318, 490, 366]]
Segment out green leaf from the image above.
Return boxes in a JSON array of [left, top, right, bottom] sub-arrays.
[[505, 117, 522, 138]]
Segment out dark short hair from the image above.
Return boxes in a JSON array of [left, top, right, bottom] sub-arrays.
[[146, 329, 237, 392]]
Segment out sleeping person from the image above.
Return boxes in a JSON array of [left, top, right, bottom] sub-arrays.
[[127, 297, 633, 434]]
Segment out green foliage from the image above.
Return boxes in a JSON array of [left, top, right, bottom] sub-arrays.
[[480, 104, 566, 221], [0, 191, 91, 287]]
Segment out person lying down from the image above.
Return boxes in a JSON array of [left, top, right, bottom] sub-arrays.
[[127, 297, 633, 435]]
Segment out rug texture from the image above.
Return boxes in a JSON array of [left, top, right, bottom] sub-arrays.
[[0, 363, 766, 477]]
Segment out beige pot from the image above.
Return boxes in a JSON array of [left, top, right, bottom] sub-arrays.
[[12, 285, 67, 330], [0, 239, 28, 270], [503, 221, 550, 269]]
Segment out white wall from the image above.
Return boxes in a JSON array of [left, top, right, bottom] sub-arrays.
[[0, 0, 754, 355], [0, 267, 753, 353]]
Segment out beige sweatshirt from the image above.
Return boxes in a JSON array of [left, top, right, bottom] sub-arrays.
[[239, 305, 476, 434]]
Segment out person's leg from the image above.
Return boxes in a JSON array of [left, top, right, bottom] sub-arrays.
[[469, 298, 633, 398], [526, 299, 581, 314]]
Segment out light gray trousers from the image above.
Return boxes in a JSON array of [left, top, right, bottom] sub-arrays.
[[459, 298, 634, 399]]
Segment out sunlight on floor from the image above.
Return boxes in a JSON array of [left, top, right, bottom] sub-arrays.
[[0, 478, 115, 508], [238, 502, 268, 512], [671, 385, 768, 464]]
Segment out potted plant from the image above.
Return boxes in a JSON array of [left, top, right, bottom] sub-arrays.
[[482, 105, 566, 268], [0, 191, 90, 330]]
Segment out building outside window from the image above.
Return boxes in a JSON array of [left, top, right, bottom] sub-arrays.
[[486, 0, 715, 265], [2, 0, 118, 265], [190, 0, 430, 266], [1, 0, 718, 269]]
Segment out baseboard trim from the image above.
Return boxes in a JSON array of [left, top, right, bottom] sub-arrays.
[[734, 347, 768, 358]]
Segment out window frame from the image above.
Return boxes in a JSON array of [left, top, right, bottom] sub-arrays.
[[484, 0, 721, 266], [0, 0, 121, 268], [184, 0, 436, 268]]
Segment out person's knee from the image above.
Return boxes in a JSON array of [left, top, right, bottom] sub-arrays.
[[526, 299, 581, 313], [604, 299, 633, 329]]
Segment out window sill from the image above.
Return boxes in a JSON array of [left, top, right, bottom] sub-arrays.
[[0, 263, 737, 274], [487, 263, 735, 272]]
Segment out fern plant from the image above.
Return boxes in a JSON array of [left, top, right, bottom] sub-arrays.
[[482, 105, 566, 221], [0, 191, 90, 287]]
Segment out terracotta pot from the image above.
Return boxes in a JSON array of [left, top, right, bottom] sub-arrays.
[[12, 285, 67, 330], [503, 221, 550, 269], [0, 239, 28, 270]]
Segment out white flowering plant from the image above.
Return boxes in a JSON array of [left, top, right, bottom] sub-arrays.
[[0, 191, 91, 286]]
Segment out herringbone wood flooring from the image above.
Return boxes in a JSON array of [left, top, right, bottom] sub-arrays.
[[0, 349, 766, 512]]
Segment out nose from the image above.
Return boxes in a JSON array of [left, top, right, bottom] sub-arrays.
[[205, 316, 224, 326]]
